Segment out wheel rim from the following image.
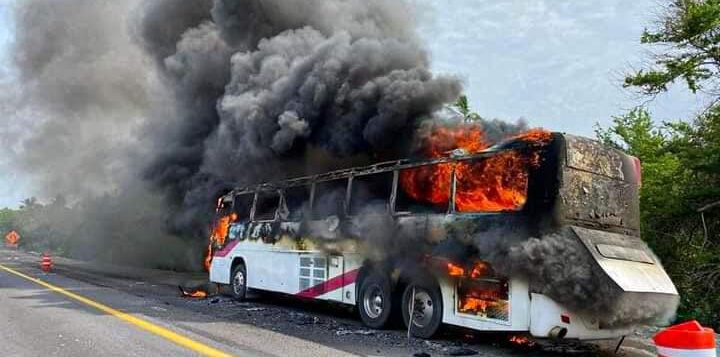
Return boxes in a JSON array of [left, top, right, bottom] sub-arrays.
[[233, 269, 245, 296], [409, 288, 434, 328], [362, 284, 384, 319]]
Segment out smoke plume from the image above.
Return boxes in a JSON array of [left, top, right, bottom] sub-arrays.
[[457, 226, 678, 326], [138, 0, 462, 235], [8, 0, 461, 267]]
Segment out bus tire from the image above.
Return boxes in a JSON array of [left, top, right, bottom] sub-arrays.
[[401, 279, 443, 339], [357, 271, 392, 329], [230, 263, 247, 301]]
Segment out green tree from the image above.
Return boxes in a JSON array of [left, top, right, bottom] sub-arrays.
[[620, 0, 720, 327], [0, 208, 17, 234], [597, 108, 720, 328], [625, 0, 720, 96], [452, 95, 482, 122]]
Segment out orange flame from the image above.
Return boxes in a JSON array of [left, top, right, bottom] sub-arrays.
[[460, 297, 497, 313], [509, 335, 535, 347], [179, 286, 208, 299], [469, 261, 489, 279], [400, 126, 551, 213], [188, 290, 208, 298], [204, 242, 213, 272], [204, 198, 238, 272], [447, 262, 465, 277]]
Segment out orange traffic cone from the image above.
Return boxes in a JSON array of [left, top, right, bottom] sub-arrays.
[[654, 320, 716, 357], [41, 253, 52, 273]]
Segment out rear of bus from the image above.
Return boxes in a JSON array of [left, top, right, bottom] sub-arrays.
[[527, 134, 678, 339]]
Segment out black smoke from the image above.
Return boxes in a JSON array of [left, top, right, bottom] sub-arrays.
[[137, 0, 462, 235], [8, 0, 462, 268]]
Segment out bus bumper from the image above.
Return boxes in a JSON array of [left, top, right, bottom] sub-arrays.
[[529, 294, 631, 340]]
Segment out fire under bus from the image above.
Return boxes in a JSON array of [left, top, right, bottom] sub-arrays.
[[208, 133, 678, 340]]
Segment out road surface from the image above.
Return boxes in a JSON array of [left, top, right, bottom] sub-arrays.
[[0, 250, 353, 357], [0, 248, 657, 356]]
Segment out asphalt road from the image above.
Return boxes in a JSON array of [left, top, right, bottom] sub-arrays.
[[0, 249, 354, 357], [0, 248, 659, 357]]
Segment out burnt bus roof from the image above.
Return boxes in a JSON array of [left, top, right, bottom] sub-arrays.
[[226, 132, 561, 197]]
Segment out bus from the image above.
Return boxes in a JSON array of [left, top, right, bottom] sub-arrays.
[[208, 132, 678, 340]]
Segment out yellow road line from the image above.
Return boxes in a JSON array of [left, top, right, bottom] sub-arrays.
[[0, 263, 233, 357]]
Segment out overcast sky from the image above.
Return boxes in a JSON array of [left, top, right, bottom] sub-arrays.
[[416, 0, 706, 133], [0, 0, 707, 207]]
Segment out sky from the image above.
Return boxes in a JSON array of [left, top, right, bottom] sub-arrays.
[[0, 0, 707, 207], [416, 0, 707, 133], [0, 3, 28, 209]]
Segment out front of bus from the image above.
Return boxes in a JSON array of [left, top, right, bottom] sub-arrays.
[[527, 133, 679, 340]]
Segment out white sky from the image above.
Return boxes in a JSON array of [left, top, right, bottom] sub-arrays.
[[0, 0, 707, 207]]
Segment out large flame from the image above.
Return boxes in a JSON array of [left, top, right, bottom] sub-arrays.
[[460, 297, 498, 313], [400, 126, 551, 212], [204, 198, 237, 272]]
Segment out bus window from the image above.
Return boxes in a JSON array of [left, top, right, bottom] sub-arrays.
[[454, 152, 529, 213], [312, 179, 348, 219], [233, 194, 254, 221], [282, 185, 311, 221], [349, 172, 393, 215], [396, 163, 451, 214], [254, 191, 280, 221]]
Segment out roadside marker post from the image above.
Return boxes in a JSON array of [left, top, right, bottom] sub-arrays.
[[40, 252, 52, 273]]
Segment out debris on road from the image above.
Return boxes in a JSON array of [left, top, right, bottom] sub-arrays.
[[178, 285, 208, 299], [244, 307, 266, 311], [336, 329, 375, 336]]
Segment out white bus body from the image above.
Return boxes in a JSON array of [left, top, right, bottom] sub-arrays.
[[208, 133, 677, 340], [209, 233, 636, 339]]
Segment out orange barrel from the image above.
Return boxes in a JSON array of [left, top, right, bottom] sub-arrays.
[[654, 320, 716, 357], [41, 253, 52, 273]]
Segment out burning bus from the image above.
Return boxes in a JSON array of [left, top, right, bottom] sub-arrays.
[[207, 130, 678, 340]]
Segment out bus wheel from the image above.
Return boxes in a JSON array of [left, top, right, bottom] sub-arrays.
[[230, 263, 247, 301], [358, 272, 392, 329], [401, 280, 443, 339]]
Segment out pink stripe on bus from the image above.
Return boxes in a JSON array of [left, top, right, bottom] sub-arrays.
[[296, 268, 360, 298], [213, 240, 240, 257]]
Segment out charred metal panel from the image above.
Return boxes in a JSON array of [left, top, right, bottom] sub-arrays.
[[560, 168, 639, 231], [572, 226, 677, 295], [565, 135, 624, 180], [558, 135, 640, 234]]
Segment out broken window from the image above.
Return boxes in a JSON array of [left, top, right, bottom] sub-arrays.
[[457, 278, 510, 321], [281, 185, 311, 221], [396, 163, 451, 214], [312, 179, 348, 219], [254, 191, 280, 221], [233, 194, 254, 221], [349, 172, 393, 215], [454, 152, 529, 213]]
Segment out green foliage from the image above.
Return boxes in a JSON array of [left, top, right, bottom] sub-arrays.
[[597, 107, 720, 329], [0, 208, 17, 235], [625, 0, 720, 94], [452, 95, 482, 122], [621, 0, 720, 328]]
